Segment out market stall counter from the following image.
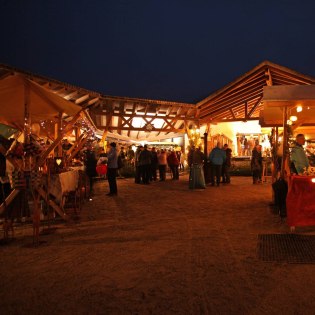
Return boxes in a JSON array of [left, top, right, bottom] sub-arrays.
[[286, 175, 315, 229]]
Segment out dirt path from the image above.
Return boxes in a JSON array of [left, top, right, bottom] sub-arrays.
[[1, 175, 315, 315]]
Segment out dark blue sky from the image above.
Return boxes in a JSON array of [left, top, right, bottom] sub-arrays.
[[1, 0, 315, 103]]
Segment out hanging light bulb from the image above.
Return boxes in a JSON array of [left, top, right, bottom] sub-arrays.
[[296, 106, 303, 113], [290, 115, 298, 122]]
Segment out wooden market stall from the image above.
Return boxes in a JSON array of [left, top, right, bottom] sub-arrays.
[[0, 73, 91, 243], [262, 84, 315, 229]]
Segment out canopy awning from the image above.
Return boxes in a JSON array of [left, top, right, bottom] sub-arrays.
[[0, 74, 81, 129], [261, 85, 315, 126], [263, 84, 315, 107]]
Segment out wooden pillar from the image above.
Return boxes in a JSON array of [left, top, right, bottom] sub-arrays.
[[203, 133, 208, 157], [203, 132, 209, 183], [55, 112, 63, 157], [281, 107, 288, 178], [101, 129, 108, 151], [24, 80, 31, 171], [75, 126, 81, 141], [271, 127, 279, 183]]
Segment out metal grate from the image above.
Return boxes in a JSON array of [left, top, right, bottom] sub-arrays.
[[258, 234, 315, 264]]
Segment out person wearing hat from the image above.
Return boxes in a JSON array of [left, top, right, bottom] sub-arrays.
[[106, 142, 118, 196]]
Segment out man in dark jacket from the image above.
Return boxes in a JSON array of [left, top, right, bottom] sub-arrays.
[[150, 147, 158, 181], [222, 144, 232, 183], [84, 144, 97, 198], [107, 142, 118, 196], [209, 143, 226, 186], [138, 145, 151, 184]]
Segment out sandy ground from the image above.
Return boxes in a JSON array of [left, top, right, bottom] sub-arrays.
[[1, 174, 315, 315]]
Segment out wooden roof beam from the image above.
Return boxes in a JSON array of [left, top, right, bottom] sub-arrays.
[[64, 90, 79, 100], [265, 68, 273, 86], [200, 78, 266, 111], [75, 94, 90, 104], [202, 117, 259, 124], [95, 126, 186, 133], [247, 95, 263, 118], [269, 66, 315, 84], [271, 74, 312, 86], [200, 90, 262, 117], [244, 101, 248, 118], [207, 72, 266, 104], [200, 93, 262, 119]]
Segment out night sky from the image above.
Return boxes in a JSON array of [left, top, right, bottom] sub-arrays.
[[1, 0, 315, 103]]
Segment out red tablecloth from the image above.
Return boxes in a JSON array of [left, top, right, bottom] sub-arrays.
[[96, 164, 107, 175], [286, 175, 315, 227]]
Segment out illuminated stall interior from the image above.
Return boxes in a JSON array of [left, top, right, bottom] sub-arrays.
[[197, 60, 315, 156]]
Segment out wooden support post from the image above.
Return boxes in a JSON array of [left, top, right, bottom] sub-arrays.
[[24, 80, 32, 171], [75, 127, 81, 141], [203, 132, 209, 183], [36, 110, 83, 168], [57, 112, 63, 157], [66, 134, 89, 164], [0, 189, 20, 215], [37, 187, 69, 220], [101, 129, 108, 151], [281, 107, 288, 178], [66, 133, 85, 156], [203, 133, 208, 157], [31, 190, 41, 245]]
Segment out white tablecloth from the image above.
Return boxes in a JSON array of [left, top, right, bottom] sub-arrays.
[[69, 166, 85, 172], [49, 170, 79, 203]]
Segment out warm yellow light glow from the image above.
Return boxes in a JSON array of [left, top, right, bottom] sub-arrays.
[[287, 120, 292, 125], [56, 158, 62, 165], [290, 115, 298, 122], [311, 178, 315, 183], [296, 106, 303, 113], [132, 117, 145, 128]]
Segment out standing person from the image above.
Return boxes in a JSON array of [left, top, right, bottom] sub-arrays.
[[179, 150, 185, 171], [188, 146, 206, 189], [134, 145, 143, 184], [150, 147, 158, 181], [209, 142, 226, 186], [117, 146, 126, 178], [96, 148, 108, 179], [138, 145, 151, 184], [176, 150, 182, 171], [127, 145, 135, 165], [167, 150, 179, 180], [84, 144, 97, 198], [243, 137, 249, 156], [251, 144, 263, 184], [106, 142, 118, 196], [158, 149, 167, 181], [290, 133, 309, 175], [222, 144, 232, 184]]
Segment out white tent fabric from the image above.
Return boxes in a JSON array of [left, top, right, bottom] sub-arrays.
[[0, 74, 81, 129]]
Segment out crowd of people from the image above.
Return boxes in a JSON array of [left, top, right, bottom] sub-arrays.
[[84, 144, 185, 197], [133, 145, 183, 185], [84, 135, 312, 197]]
